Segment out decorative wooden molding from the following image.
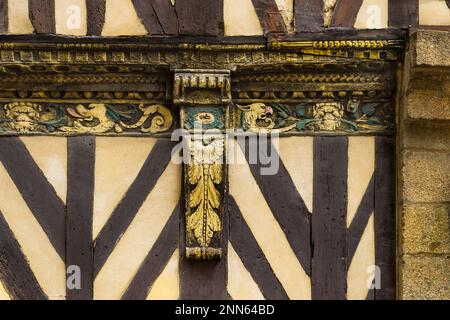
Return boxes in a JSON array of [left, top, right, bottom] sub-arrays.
[[0, 36, 404, 70], [0, 35, 402, 137], [0, 102, 174, 136], [174, 69, 231, 105], [175, 69, 230, 260], [235, 100, 394, 135]]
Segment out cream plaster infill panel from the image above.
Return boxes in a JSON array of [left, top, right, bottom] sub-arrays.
[[0, 281, 11, 300], [102, 0, 147, 36], [228, 242, 265, 300], [20, 137, 67, 204], [146, 249, 180, 300], [224, 0, 263, 36], [354, 0, 388, 29], [8, 0, 34, 34], [0, 163, 66, 300], [420, 0, 450, 25], [55, 0, 87, 35]]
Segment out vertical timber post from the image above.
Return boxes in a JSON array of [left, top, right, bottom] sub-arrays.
[[175, 69, 231, 299]]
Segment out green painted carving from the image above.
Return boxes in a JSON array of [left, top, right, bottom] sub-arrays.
[[0, 102, 173, 135], [237, 101, 392, 134], [184, 107, 225, 130]]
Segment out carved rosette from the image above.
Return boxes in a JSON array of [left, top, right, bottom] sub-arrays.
[[175, 69, 230, 260]]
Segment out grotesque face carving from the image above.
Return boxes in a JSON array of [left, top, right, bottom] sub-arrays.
[[313, 102, 344, 131], [4, 102, 41, 132]]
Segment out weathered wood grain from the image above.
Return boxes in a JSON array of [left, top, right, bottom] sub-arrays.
[[0, 212, 47, 300], [29, 0, 56, 34], [330, 0, 363, 28], [0, 137, 65, 259], [175, 0, 224, 36], [140, 0, 179, 34], [295, 0, 324, 32], [366, 288, 375, 300], [374, 136, 396, 300], [228, 196, 289, 300], [252, 0, 287, 34], [66, 137, 95, 300], [93, 140, 176, 277], [180, 191, 228, 299], [347, 174, 374, 267], [131, 0, 163, 35], [238, 137, 311, 276], [0, 0, 7, 33], [312, 137, 348, 300], [388, 0, 418, 28], [86, 0, 106, 36], [122, 204, 179, 300]]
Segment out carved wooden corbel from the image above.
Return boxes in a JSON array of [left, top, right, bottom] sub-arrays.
[[174, 69, 230, 260]]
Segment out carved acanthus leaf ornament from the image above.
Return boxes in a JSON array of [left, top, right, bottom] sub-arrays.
[[186, 137, 224, 253]]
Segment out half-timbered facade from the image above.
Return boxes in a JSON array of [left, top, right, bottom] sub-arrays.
[[0, 1, 449, 300]]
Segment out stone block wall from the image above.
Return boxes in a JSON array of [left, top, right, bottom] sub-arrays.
[[398, 30, 450, 300]]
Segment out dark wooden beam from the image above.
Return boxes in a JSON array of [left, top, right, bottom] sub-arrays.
[[0, 213, 47, 300], [122, 204, 179, 300], [388, 0, 418, 28], [180, 192, 228, 299], [312, 137, 348, 300], [29, 0, 56, 34], [93, 140, 176, 277], [347, 175, 375, 267], [131, 0, 163, 35], [66, 137, 95, 300], [374, 137, 396, 300], [330, 0, 363, 28], [0, 137, 65, 259], [175, 0, 224, 36], [0, 0, 7, 33], [295, 0, 324, 32], [238, 137, 311, 276], [149, 0, 179, 34], [229, 196, 289, 300], [86, 0, 106, 36], [251, 0, 287, 34]]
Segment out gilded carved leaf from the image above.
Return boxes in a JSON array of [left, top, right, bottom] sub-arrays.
[[186, 138, 224, 248]]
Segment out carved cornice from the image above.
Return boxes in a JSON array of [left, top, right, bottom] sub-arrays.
[[0, 36, 401, 136], [174, 69, 231, 105], [0, 37, 404, 71]]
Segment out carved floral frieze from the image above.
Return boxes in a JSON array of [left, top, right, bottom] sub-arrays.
[[0, 102, 174, 135], [236, 99, 394, 134]]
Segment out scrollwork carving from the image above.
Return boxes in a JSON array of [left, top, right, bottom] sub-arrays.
[[0, 103, 174, 135], [237, 100, 392, 133]]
